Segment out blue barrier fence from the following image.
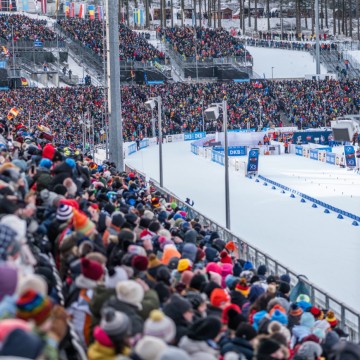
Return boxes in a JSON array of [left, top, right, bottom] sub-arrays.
[[326, 152, 336, 165], [213, 146, 248, 156], [128, 143, 137, 155], [257, 175, 360, 222], [184, 132, 206, 141], [191, 143, 199, 155], [211, 150, 225, 165], [140, 139, 149, 149]]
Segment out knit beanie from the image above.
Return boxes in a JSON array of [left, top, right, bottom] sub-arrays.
[[300, 312, 315, 328], [134, 336, 167, 360], [100, 307, 132, 341], [205, 262, 222, 275], [180, 270, 194, 287], [235, 278, 250, 297], [161, 245, 181, 265], [116, 280, 144, 310], [72, 209, 96, 236], [81, 258, 104, 281], [236, 322, 258, 341], [39, 158, 52, 169], [0, 263, 18, 301], [221, 303, 241, 324], [296, 341, 323, 359], [257, 264, 267, 276], [56, 204, 73, 221], [310, 306, 324, 320], [271, 309, 288, 325], [131, 255, 149, 272], [177, 258, 192, 273], [210, 288, 230, 307], [220, 250, 232, 264], [187, 316, 222, 341], [144, 310, 176, 344], [326, 311, 338, 328], [42, 143, 55, 160], [17, 274, 48, 297], [16, 290, 52, 326], [65, 158, 76, 169]]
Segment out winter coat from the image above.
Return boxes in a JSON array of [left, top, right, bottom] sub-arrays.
[[178, 336, 218, 360], [51, 162, 73, 187], [88, 342, 116, 360], [221, 336, 254, 360], [291, 325, 312, 348], [104, 296, 144, 336], [138, 289, 160, 320]]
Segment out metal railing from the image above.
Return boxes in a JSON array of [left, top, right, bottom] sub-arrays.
[[0, 39, 66, 49], [125, 162, 360, 343]]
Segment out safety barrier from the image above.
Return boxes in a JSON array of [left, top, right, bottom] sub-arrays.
[[257, 174, 360, 223], [211, 149, 225, 165], [124, 163, 360, 342]]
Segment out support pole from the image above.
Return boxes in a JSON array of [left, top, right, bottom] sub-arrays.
[[107, 0, 124, 171], [315, 0, 320, 74], [157, 97, 164, 187], [223, 99, 230, 230]]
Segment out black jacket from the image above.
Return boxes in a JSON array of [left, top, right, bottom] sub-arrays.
[[221, 336, 254, 360]]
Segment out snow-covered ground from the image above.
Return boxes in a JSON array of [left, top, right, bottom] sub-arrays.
[[125, 141, 360, 311], [247, 46, 327, 78]]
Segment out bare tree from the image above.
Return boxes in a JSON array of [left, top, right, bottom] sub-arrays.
[[254, 0, 257, 31], [266, 0, 270, 30], [218, 0, 221, 27], [333, 0, 336, 35], [248, 0, 251, 27]]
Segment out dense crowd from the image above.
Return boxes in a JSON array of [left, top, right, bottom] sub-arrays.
[[245, 39, 338, 52], [0, 14, 58, 42], [1, 80, 360, 143], [57, 19, 165, 62], [159, 26, 252, 61], [0, 116, 358, 359], [258, 31, 332, 42]]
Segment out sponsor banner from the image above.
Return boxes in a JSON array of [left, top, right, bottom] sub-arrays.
[[326, 152, 336, 165], [211, 150, 224, 165], [184, 132, 206, 141], [247, 148, 259, 174], [295, 146, 303, 156], [309, 149, 318, 160], [166, 134, 184, 142], [344, 145, 356, 168]]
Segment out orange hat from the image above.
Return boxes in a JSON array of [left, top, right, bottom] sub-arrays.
[[210, 288, 230, 307], [326, 311, 338, 328], [269, 304, 286, 316], [72, 209, 96, 236], [161, 245, 181, 265], [225, 241, 237, 253]]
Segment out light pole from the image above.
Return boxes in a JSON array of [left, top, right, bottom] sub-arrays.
[[315, 0, 320, 75], [271, 66, 274, 79], [145, 97, 163, 188], [204, 100, 230, 229]]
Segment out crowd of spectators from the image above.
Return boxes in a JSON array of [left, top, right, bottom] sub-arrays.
[[257, 31, 332, 42], [57, 19, 165, 62], [1, 80, 360, 143], [0, 116, 358, 359], [245, 38, 338, 52], [159, 26, 252, 61], [0, 14, 58, 42]]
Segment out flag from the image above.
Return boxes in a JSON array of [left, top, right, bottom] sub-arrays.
[[55, 0, 58, 14], [40, 0, 46, 14], [65, 1, 69, 16], [97, 5, 103, 20], [69, 2, 75, 17], [78, 3, 85, 18], [7, 107, 19, 120], [88, 4, 95, 19]]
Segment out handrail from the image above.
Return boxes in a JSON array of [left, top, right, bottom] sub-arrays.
[[125, 163, 360, 343]]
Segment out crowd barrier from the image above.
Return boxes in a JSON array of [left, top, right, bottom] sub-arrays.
[[295, 145, 345, 167], [124, 163, 360, 343], [257, 174, 360, 224]]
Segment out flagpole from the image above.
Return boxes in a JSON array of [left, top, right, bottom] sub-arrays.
[[28, 111, 31, 129]]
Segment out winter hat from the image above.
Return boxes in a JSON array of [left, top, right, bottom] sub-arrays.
[[39, 158, 52, 169], [310, 306, 324, 320], [296, 341, 323, 359], [72, 209, 96, 236], [105, 266, 128, 288], [271, 309, 288, 325], [42, 143, 55, 160], [186, 292, 206, 311], [161, 244, 181, 265], [0, 224, 20, 261], [240, 270, 253, 284], [180, 270, 194, 287], [65, 158, 76, 169], [177, 258, 192, 272], [181, 243, 197, 263], [221, 303, 241, 324], [187, 316, 222, 341], [242, 261, 253, 270], [168, 256, 180, 270], [253, 310, 268, 331], [326, 311, 338, 328], [115, 280, 144, 310], [225, 240, 237, 253], [206, 262, 222, 275], [236, 322, 258, 341], [134, 336, 168, 360], [0, 328, 44, 358], [208, 271, 222, 286], [300, 312, 315, 329], [81, 258, 104, 281], [280, 274, 291, 283], [278, 281, 291, 295], [322, 331, 340, 353], [164, 294, 192, 318], [221, 263, 233, 286], [249, 284, 265, 303], [235, 278, 250, 297], [225, 275, 238, 289], [210, 288, 230, 307], [220, 250, 232, 264], [297, 294, 312, 311], [56, 204, 73, 221], [189, 274, 207, 291], [257, 337, 281, 356], [100, 307, 132, 341], [158, 346, 190, 360], [257, 265, 267, 276], [128, 244, 147, 257], [16, 290, 52, 326], [144, 310, 176, 344], [289, 303, 303, 317], [0, 263, 18, 301], [17, 274, 48, 297], [86, 252, 107, 265], [131, 255, 149, 272]]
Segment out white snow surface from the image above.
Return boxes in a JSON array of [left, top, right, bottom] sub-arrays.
[[125, 141, 360, 311], [247, 46, 328, 79]]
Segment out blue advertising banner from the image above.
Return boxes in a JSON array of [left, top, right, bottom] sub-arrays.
[[295, 146, 303, 156], [211, 150, 224, 165], [184, 132, 206, 141], [128, 143, 137, 155], [247, 148, 259, 173], [191, 143, 199, 155], [326, 152, 336, 165], [309, 149, 318, 160], [139, 139, 149, 149], [344, 145, 356, 168], [213, 146, 247, 156]]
